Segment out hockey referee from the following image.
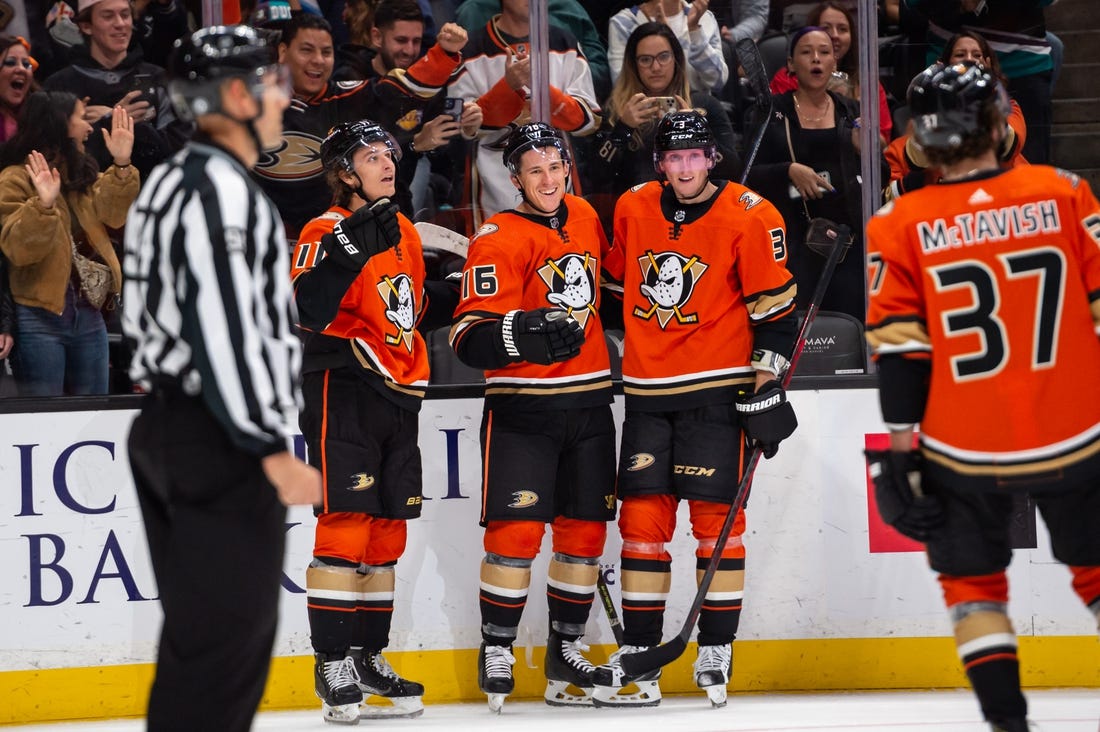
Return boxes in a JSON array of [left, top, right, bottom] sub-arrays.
[[121, 26, 321, 732]]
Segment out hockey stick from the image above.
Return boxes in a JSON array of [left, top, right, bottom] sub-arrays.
[[596, 573, 625, 647], [735, 37, 774, 186], [413, 221, 470, 258], [615, 221, 853, 680]]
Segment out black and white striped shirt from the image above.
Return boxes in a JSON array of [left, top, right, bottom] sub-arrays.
[[122, 139, 302, 457]]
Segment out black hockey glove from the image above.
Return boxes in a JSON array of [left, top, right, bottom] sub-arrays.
[[321, 197, 401, 270], [498, 308, 585, 365], [864, 449, 944, 542], [736, 380, 797, 459]]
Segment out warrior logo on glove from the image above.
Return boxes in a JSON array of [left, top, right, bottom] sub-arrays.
[[538, 253, 598, 328], [634, 250, 709, 327]]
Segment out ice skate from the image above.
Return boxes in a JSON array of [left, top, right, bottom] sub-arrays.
[[543, 631, 596, 706], [590, 645, 662, 708], [694, 643, 732, 708], [350, 649, 425, 719], [314, 653, 363, 724], [478, 643, 515, 713]]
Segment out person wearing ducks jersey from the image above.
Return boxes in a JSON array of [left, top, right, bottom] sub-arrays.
[[290, 119, 459, 724], [595, 110, 798, 709], [449, 122, 616, 713]]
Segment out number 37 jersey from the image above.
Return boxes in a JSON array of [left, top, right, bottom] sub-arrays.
[[866, 165, 1100, 488]]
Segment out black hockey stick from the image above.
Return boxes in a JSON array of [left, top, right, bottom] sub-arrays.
[[616, 222, 853, 680], [735, 37, 774, 186]]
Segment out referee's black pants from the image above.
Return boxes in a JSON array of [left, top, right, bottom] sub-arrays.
[[128, 389, 288, 732]]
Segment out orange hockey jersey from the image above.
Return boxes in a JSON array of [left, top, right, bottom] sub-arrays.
[[291, 206, 430, 407], [866, 166, 1100, 490], [606, 180, 797, 411], [450, 194, 613, 410]]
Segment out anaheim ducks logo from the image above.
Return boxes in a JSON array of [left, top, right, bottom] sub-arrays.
[[347, 472, 375, 491], [537, 252, 597, 329], [395, 108, 422, 132], [738, 190, 764, 210], [254, 130, 324, 181], [627, 453, 655, 471], [634, 250, 708, 328], [508, 490, 539, 508], [378, 273, 416, 351]]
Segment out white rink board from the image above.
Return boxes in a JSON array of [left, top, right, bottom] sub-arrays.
[[0, 389, 1093, 673]]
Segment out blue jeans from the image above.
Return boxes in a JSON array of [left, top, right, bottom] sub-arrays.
[[10, 283, 109, 396]]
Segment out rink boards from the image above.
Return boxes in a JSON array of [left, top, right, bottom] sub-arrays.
[[1, 387, 1097, 724]]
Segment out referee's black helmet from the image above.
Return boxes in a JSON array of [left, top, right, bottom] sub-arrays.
[[168, 25, 277, 121]]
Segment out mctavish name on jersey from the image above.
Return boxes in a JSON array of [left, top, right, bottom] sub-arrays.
[[917, 200, 1061, 254]]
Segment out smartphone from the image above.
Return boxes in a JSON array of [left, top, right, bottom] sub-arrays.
[[129, 73, 157, 103], [651, 96, 678, 117], [789, 170, 831, 199], [443, 97, 464, 123]]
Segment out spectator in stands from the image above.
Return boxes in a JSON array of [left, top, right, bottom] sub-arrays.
[[252, 13, 469, 238], [0, 91, 137, 396], [608, 0, 729, 95], [43, 0, 190, 182], [713, 0, 770, 45], [132, 0, 190, 68], [884, 30, 1028, 201], [745, 26, 886, 320], [591, 22, 740, 220], [448, 0, 601, 230], [0, 252, 13, 392], [769, 1, 892, 142], [334, 0, 483, 218], [0, 36, 39, 145], [902, 0, 1054, 164], [454, 0, 611, 99]]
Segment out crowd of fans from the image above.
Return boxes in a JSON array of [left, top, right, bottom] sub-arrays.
[[0, 0, 1064, 397]]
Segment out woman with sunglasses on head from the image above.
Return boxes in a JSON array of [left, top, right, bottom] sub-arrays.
[[745, 26, 887, 321], [0, 36, 39, 144], [769, 1, 892, 143], [591, 22, 740, 224]]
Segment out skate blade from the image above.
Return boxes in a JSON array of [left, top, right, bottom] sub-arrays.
[[360, 695, 425, 719], [321, 701, 360, 725], [544, 679, 594, 707], [702, 684, 728, 708], [591, 679, 661, 708], [486, 693, 507, 714]]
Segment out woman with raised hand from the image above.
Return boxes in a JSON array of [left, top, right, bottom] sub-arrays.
[[0, 91, 136, 396]]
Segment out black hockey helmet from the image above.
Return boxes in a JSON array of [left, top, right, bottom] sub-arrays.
[[652, 110, 717, 175], [907, 60, 1010, 150], [168, 25, 278, 121], [321, 119, 402, 171], [502, 122, 571, 175]]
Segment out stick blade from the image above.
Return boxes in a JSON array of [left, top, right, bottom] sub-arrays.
[[413, 221, 470, 258], [620, 637, 688, 677]]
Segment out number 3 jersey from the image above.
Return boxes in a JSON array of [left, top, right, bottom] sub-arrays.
[[866, 165, 1100, 490], [450, 194, 613, 411], [605, 180, 797, 412]]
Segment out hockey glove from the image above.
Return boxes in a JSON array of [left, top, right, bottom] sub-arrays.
[[322, 197, 401, 270], [498, 308, 584, 365], [864, 449, 944, 542], [736, 380, 797, 459]]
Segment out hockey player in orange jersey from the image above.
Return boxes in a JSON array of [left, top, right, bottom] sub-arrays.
[[865, 61, 1100, 732], [290, 120, 459, 724], [449, 122, 616, 713], [594, 111, 799, 708]]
